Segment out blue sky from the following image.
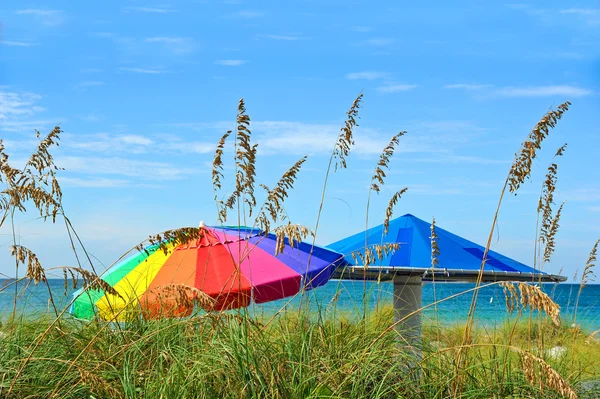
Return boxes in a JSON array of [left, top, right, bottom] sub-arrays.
[[0, 1, 599, 280]]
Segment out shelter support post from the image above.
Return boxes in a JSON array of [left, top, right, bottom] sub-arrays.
[[393, 275, 423, 360]]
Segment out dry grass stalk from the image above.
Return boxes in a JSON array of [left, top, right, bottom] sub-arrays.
[[455, 103, 571, 393], [274, 223, 312, 255], [10, 245, 47, 284], [257, 156, 307, 233], [500, 282, 561, 326], [149, 284, 216, 311], [542, 201, 565, 264], [213, 130, 231, 221], [220, 99, 258, 221], [383, 188, 408, 235], [521, 352, 578, 399], [235, 98, 258, 216], [508, 102, 570, 194], [537, 144, 567, 265], [585, 330, 600, 344], [580, 239, 598, 287], [351, 243, 400, 267], [370, 131, 406, 193], [136, 227, 203, 255], [574, 239, 598, 324], [78, 368, 124, 399], [0, 127, 63, 224], [333, 94, 363, 171], [430, 217, 440, 268], [64, 267, 123, 300]]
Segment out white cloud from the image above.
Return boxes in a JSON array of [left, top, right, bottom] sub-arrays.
[[76, 81, 105, 88], [145, 37, 196, 54], [60, 132, 214, 155], [59, 177, 132, 188], [15, 9, 65, 27], [560, 9, 598, 16], [563, 187, 600, 202], [120, 135, 153, 145], [494, 85, 592, 98], [346, 71, 389, 80], [236, 11, 265, 18], [560, 8, 600, 25], [352, 26, 371, 32], [0, 90, 43, 120], [248, 120, 480, 158], [0, 89, 52, 133], [164, 142, 215, 154], [81, 68, 104, 73], [119, 67, 166, 74], [79, 114, 101, 122], [124, 6, 178, 13], [444, 83, 492, 90], [257, 34, 303, 41], [57, 156, 194, 180], [61, 133, 154, 154], [359, 38, 394, 47], [409, 155, 508, 164], [377, 84, 418, 93], [1, 40, 35, 47], [215, 60, 248, 66]]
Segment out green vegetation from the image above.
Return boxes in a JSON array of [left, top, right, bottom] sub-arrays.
[[0, 309, 598, 398]]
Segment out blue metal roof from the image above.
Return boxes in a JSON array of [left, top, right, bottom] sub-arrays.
[[328, 213, 546, 275]]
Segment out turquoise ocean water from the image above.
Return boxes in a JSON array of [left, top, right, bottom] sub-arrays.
[[1, 279, 598, 331]]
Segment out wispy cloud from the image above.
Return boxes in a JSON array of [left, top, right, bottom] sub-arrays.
[[79, 114, 102, 122], [145, 37, 196, 54], [444, 83, 492, 90], [494, 85, 592, 98], [352, 26, 371, 32], [0, 89, 44, 121], [60, 132, 214, 155], [1, 40, 35, 47], [81, 68, 104, 73], [15, 9, 65, 27], [215, 59, 248, 66], [76, 81, 105, 88], [346, 71, 389, 80], [124, 6, 178, 13], [59, 177, 132, 188], [0, 88, 58, 134], [377, 84, 418, 93], [560, 8, 600, 25], [257, 34, 303, 41], [235, 10, 265, 18], [61, 133, 154, 154], [57, 156, 194, 180], [359, 38, 394, 47], [409, 155, 508, 164], [563, 187, 600, 202], [119, 67, 166, 74], [560, 8, 598, 16]]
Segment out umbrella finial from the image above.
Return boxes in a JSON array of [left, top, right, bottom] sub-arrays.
[[199, 221, 205, 229]]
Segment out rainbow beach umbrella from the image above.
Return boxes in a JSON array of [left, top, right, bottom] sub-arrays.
[[70, 225, 345, 321]]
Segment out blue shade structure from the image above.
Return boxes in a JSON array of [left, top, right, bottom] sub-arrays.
[[328, 214, 566, 283]]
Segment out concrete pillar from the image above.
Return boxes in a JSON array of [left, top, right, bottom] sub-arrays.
[[393, 275, 423, 360]]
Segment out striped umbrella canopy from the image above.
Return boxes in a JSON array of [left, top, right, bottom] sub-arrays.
[[70, 225, 344, 321]]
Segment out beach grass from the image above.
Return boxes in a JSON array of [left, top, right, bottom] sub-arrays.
[[0, 307, 599, 398]]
